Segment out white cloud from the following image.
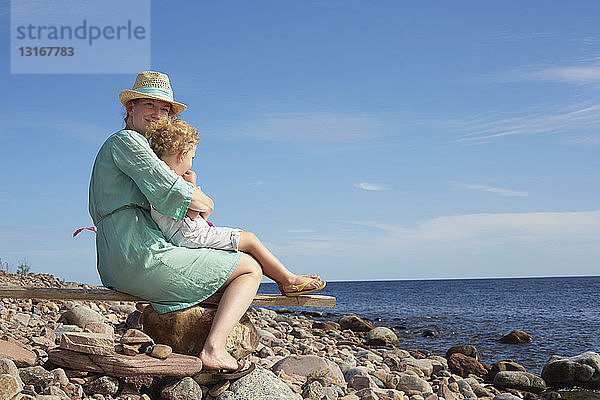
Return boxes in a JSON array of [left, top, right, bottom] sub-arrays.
[[354, 182, 387, 191], [449, 182, 529, 198]]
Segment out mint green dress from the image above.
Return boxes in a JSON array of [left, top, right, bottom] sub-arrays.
[[89, 129, 241, 314]]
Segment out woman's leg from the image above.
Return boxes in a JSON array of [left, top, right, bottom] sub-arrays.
[[199, 253, 262, 371], [237, 231, 321, 288]]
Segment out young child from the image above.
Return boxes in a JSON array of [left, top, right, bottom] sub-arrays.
[[144, 118, 325, 296]]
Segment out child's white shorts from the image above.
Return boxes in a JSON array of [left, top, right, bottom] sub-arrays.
[[151, 208, 241, 251]]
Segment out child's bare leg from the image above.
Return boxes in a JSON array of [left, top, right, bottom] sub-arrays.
[[237, 231, 320, 287]]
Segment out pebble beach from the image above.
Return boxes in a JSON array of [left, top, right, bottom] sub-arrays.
[[1, 270, 599, 400]]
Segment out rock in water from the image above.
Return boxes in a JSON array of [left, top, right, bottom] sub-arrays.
[[338, 314, 374, 332], [487, 360, 527, 382], [141, 304, 258, 360], [497, 330, 532, 344], [367, 327, 400, 347], [446, 345, 479, 360], [542, 351, 600, 388], [493, 371, 546, 393]]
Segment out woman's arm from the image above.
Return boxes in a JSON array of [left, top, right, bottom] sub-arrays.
[[111, 131, 194, 221], [182, 170, 212, 220], [189, 186, 214, 217]]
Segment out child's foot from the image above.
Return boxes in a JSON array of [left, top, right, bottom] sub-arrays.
[[278, 274, 326, 296]]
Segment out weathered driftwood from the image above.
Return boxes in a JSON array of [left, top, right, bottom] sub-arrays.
[[47, 348, 203, 377], [0, 286, 335, 308]]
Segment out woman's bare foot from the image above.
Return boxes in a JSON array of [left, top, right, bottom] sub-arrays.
[[199, 347, 239, 371]]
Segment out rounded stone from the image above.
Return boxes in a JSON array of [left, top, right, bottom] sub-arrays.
[[150, 344, 172, 359], [445, 345, 479, 361], [493, 371, 546, 394], [0, 374, 20, 400], [367, 327, 400, 347], [338, 314, 374, 332], [82, 376, 119, 396], [497, 330, 532, 344], [142, 305, 258, 360], [60, 305, 104, 328]]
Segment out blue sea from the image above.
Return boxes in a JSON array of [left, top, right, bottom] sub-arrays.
[[259, 276, 599, 375]]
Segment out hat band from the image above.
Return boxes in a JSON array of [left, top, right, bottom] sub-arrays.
[[132, 86, 174, 102]]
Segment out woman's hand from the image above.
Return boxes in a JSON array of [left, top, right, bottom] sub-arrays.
[[182, 170, 197, 186]]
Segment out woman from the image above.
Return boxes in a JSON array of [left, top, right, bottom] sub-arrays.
[[89, 71, 324, 373]]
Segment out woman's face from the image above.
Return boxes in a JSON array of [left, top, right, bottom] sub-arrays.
[[127, 98, 171, 133]]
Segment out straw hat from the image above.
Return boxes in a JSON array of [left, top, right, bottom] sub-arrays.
[[119, 71, 187, 115]]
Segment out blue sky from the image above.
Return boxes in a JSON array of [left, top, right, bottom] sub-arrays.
[[1, 1, 599, 284]]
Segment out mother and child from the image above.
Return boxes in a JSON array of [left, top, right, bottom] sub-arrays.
[[89, 71, 326, 375]]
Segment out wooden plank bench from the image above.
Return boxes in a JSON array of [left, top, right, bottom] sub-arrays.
[[0, 286, 336, 308]]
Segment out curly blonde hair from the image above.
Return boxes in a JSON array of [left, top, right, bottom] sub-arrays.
[[144, 118, 201, 159]]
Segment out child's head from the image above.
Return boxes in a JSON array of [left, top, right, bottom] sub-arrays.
[[145, 118, 201, 176]]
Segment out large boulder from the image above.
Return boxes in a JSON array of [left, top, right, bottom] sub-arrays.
[[18, 366, 56, 393], [494, 371, 546, 393], [446, 345, 479, 360], [399, 357, 434, 379], [487, 360, 526, 382], [497, 330, 532, 344], [448, 353, 488, 378], [226, 366, 302, 400], [542, 352, 600, 388], [395, 373, 432, 393], [59, 305, 105, 328], [0, 374, 21, 400], [272, 355, 345, 387], [0, 340, 37, 367], [141, 304, 258, 360], [338, 314, 374, 332], [0, 359, 23, 391], [161, 377, 204, 400], [367, 327, 400, 347]]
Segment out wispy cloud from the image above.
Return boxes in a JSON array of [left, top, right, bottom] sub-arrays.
[[285, 229, 319, 234], [530, 66, 600, 84], [449, 181, 529, 198], [247, 181, 266, 187], [453, 103, 600, 143], [214, 112, 383, 142], [273, 210, 600, 259], [3, 114, 111, 144], [354, 182, 387, 191]]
